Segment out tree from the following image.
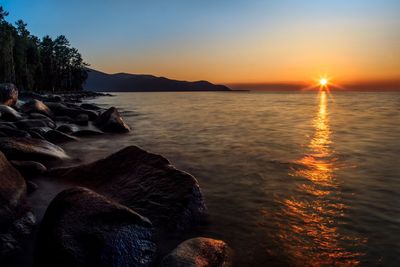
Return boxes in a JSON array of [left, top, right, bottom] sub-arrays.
[[0, 6, 88, 91]]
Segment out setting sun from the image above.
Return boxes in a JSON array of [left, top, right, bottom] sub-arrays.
[[320, 78, 328, 87]]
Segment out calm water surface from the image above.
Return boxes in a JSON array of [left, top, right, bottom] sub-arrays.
[[64, 91, 400, 266]]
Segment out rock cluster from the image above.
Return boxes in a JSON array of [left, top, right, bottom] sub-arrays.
[[0, 84, 231, 267]]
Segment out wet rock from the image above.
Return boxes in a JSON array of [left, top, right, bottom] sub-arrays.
[[160, 237, 232, 267], [20, 99, 53, 117], [10, 160, 47, 177], [28, 126, 52, 137], [0, 137, 68, 161], [14, 119, 56, 130], [44, 129, 79, 144], [26, 181, 39, 194], [36, 187, 157, 267], [27, 130, 45, 140], [0, 83, 18, 107], [56, 124, 77, 134], [71, 129, 104, 137], [0, 151, 34, 258], [49, 146, 206, 230], [28, 112, 51, 120], [75, 113, 89, 126], [80, 103, 102, 110], [0, 125, 30, 138], [54, 115, 73, 122], [0, 105, 22, 121], [94, 107, 130, 133], [46, 102, 98, 120]]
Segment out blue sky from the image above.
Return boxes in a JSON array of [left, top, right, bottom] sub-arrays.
[[2, 0, 399, 83]]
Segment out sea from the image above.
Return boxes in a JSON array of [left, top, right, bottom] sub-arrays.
[[56, 91, 400, 266]]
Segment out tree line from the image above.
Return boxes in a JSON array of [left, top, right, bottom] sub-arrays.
[[0, 6, 88, 92]]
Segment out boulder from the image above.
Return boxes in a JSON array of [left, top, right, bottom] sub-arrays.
[[20, 99, 53, 117], [10, 160, 47, 177], [160, 238, 232, 267], [36, 187, 157, 267], [0, 137, 68, 161], [54, 115, 74, 123], [14, 119, 56, 130], [0, 151, 35, 258], [71, 129, 104, 137], [94, 107, 130, 133], [28, 112, 51, 120], [48, 146, 206, 230], [0, 105, 22, 121], [0, 83, 18, 107], [75, 113, 89, 126], [44, 129, 79, 143]]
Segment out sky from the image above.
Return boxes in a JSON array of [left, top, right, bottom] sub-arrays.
[[2, 0, 400, 85]]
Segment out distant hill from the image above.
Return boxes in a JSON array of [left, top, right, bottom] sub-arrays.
[[84, 69, 231, 92]]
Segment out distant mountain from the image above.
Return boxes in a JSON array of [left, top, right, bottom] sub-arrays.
[[84, 68, 231, 92]]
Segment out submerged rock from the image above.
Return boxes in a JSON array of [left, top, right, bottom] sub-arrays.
[[0, 105, 22, 121], [94, 107, 130, 133], [20, 99, 53, 117], [0, 152, 35, 258], [0, 83, 18, 107], [36, 187, 157, 267], [56, 124, 77, 134], [160, 237, 232, 267], [0, 137, 68, 161], [49, 146, 206, 230], [75, 113, 89, 125]]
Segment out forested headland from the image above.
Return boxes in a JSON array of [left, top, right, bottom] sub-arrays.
[[0, 6, 88, 92]]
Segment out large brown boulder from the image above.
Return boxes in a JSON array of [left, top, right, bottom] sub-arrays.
[[160, 237, 232, 267], [49, 146, 206, 230], [0, 137, 68, 161], [36, 187, 157, 267], [0, 83, 18, 107], [0, 152, 35, 258], [94, 107, 130, 133]]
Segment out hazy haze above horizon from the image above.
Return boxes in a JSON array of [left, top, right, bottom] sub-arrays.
[[3, 0, 400, 85]]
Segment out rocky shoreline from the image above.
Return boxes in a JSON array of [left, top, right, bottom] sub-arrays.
[[0, 83, 231, 267]]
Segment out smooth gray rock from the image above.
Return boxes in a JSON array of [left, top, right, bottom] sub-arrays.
[[94, 107, 130, 133], [36, 187, 157, 267], [0, 83, 18, 107], [0, 137, 68, 161], [161, 237, 232, 267]]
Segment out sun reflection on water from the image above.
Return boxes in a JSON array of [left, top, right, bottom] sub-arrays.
[[275, 91, 364, 266]]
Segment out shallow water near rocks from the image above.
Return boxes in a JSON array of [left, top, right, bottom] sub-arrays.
[[34, 91, 400, 266]]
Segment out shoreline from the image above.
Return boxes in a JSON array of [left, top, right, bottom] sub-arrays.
[[0, 85, 231, 267]]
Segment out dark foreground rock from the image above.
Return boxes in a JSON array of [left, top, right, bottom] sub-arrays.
[[0, 137, 68, 161], [0, 83, 18, 107], [94, 107, 130, 133], [49, 146, 206, 230], [43, 129, 79, 144], [160, 237, 232, 267], [0, 152, 35, 259], [36, 187, 157, 267]]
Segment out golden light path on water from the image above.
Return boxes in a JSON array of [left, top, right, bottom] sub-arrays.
[[277, 90, 364, 266]]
